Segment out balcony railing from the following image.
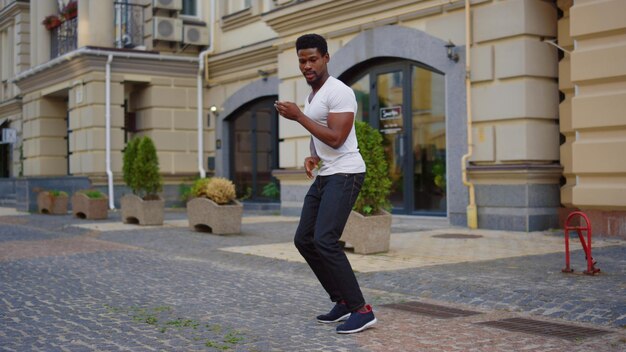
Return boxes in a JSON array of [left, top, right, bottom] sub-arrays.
[[50, 17, 77, 58], [114, 1, 145, 49]]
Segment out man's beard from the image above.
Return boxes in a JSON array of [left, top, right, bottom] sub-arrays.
[[305, 72, 320, 86]]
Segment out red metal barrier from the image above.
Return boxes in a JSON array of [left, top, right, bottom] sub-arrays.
[[562, 211, 600, 275]]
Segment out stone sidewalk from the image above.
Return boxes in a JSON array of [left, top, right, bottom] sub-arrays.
[[1, 208, 625, 351]]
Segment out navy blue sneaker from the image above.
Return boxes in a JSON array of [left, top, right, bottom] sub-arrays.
[[336, 305, 377, 334], [317, 302, 351, 323]]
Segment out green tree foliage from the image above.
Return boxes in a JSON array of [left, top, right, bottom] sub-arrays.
[[190, 178, 212, 198], [123, 136, 162, 198], [133, 137, 163, 198], [261, 181, 280, 199], [122, 137, 140, 192], [353, 121, 392, 215]]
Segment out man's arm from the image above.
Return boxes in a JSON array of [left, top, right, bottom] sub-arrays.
[[310, 136, 318, 158], [304, 137, 321, 179], [274, 101, 353, 149]]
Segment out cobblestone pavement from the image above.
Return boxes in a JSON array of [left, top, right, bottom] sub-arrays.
[[1, 210, 625, 351]]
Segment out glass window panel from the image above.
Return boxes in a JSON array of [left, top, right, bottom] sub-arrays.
[[181, 0, 197, 16], [233, 111, 252, 197], [350, 75, 369, 122], [412, 65, 446, 213], [377, 71, 404, 210]]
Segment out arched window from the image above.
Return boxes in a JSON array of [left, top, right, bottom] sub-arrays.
[[228, 96, 280, 202]]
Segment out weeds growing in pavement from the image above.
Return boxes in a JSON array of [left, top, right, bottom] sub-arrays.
[[103, 304, 248, 351]]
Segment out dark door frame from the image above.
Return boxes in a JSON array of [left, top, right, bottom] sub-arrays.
[[0, 121, 10, 178], [346, 59, 447, 216], [227, 96, 279, 202]]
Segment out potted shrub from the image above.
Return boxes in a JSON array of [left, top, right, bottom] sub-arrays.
[[61, 0, 78, 20], [187, 177, 243, 235], [72, 189, 108, 220], [42, 14, 62, 30], [37, 190, 69, 215], [120, 136, 165, 225], [339, 121, 393, 254]]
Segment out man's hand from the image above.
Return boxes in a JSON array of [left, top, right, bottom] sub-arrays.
[[304, 156, 320, 179], [274, 101, 302, 121]]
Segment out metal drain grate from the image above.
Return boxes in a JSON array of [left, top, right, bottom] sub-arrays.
[[381, 301, 482, 319], [432, 233, 483, 239], [476, 318, 612, 340]]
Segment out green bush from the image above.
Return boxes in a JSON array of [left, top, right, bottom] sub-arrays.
[[432, 156, 446, 191], [190, 177, 236, 205], [134, 137, 163, 198], [81, 189, 104, 199], [123, 137, 140, 190], [123, 136, 162, 199], [261, 181, 280, 199], [49, 190, 68, 197], [179, 183, 192, 202], [190, 178, 212, 198], [353, 121, 391, 216]]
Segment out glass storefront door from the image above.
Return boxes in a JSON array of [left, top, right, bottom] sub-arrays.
[[375, 70, 406, 210], [349, 61, 446, 215], [411, 66, 446, 214]]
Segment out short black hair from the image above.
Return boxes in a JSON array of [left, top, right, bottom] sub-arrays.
[[296, 34, 328, 56]]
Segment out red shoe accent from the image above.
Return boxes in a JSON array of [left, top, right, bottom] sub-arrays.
[[357, 304, 372, 313]]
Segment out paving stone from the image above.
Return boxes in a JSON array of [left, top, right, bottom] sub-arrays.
[[0, 210, 625, 351]]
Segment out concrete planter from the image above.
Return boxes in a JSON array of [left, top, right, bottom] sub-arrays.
[[120, 194, 164, 226], [187, 197, 243, 235], [340, 210, 392, 254], [37, 191, 69, 215], [71, 192, 108, 220]]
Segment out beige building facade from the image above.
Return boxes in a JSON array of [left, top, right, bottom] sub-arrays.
[[0, 0, 624, 236]]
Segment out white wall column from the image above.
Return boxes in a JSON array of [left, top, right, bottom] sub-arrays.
[[30, 1, 57, 66], [78, 0, 115, 48]]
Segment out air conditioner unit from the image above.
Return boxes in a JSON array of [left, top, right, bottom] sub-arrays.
[[153, 17, 183, 41], [153, 0, 182, 11], [183, 25, 209, 46]]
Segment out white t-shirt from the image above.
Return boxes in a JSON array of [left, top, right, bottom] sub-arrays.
[[303, 76, 366, 176]]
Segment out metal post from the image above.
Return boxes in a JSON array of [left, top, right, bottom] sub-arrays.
[[562, 211, 600, 275]]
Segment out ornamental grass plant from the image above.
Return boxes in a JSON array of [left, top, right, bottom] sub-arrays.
[[191, 177, 237, 205]]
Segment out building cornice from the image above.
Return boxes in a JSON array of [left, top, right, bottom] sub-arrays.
[[220, 7, 261, 31], [0, 98, 22, 117], [14, 47, 199, 94], [0, 0, 29, 28], [264, 0, 473, 48], [207, 39, 278, 82]]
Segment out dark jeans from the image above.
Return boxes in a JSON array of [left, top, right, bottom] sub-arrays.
[[294, 172, 366, 312]]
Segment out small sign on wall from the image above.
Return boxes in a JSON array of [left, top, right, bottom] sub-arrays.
[[1, 128, 17, 144], [75, 85, 84, 104]]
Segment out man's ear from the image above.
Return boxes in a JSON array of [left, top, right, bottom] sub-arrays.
[[325, 53, 330, 63]]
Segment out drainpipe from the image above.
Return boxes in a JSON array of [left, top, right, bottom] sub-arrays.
[[105, 54, 115, 209], [461, 0, 478, 229], [197, 0, 216, 178], [197, 51, 208, 179]]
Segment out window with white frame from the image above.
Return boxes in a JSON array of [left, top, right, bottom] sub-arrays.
[[223, 0, 252, 15], [0, 26, 14, 101], [181, 0, 200, 18], [0, 28, 13, 82]]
